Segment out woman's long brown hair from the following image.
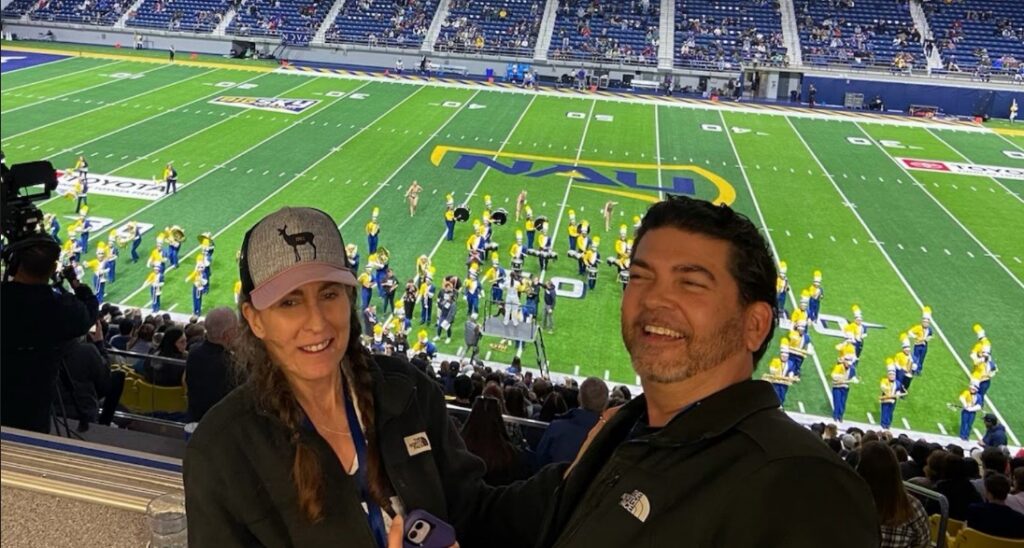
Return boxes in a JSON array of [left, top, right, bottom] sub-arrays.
[[856, 441, 914, 526], [234, 286, 394, 523]]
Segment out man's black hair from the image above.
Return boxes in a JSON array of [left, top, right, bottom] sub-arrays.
[[632, 195, 779, 365], [16, 239, 61, 280]]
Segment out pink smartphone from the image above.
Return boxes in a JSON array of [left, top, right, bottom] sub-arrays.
[[403, 509, 456, 548]]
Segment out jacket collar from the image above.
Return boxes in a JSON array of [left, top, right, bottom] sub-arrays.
[[611, 379, 781, 448]]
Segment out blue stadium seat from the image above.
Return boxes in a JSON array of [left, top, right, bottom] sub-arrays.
[[324, 0, 440, 48], [435, 0, 544, 58], [548, 0, 660, 65], [675, 0, 787, 70]]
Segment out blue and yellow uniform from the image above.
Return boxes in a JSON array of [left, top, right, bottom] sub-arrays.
[[163, 162, 178, 194], [444, 194, 456, 241], [524, 206, 535, 249], [358, 268, 374, 310], [105, 231, 119, 283], [907, 306, 934, 374], [762, 357, 794, 405], [128, 222, 142, 262], [878, 363, 902, 430], [365, 207, 380, 253], [186, 256, 208, 316], [808, 270, 824, 323], [509, 231, 525, 273], [894, 334, 918, 392], [464, 272, 481, 316], [959, 380, 983, 441], [784, 328, 809, 378], [44, 213, 61, 244], [850, 305, 867, 357], [417, 272, 436, 325], [145, 268, 163, 312], [484, 253, 506, 305], [776, 261, 789, 318], [566, 209, 578, 251], [412, 329, 437, 359], [583, 237, 601, 291], [830, 343, 857, 422], [346, 244, 360, 272]]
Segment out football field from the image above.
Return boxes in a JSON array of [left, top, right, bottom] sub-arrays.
[[2, 44, 1021, 443]]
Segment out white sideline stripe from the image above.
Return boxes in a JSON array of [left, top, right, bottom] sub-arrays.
[[787, 117, 1020, 447], [83, 76, 333, 245], [720, 112, 834, 407], [2, 60, 162, 115], [926, 128, 1024, 205], [121, 81, 401, 304], [2, 59, 122, 92], [3, 65, 195, 141], [543, 99, 598, 282], [855, 123, 1024, 292]]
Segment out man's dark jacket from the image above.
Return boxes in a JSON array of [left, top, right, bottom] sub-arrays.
[[184, 339, 235, 422], [1, 282, 97, 432], [535, 380, 880, 548], [184, 354, 565, 548]]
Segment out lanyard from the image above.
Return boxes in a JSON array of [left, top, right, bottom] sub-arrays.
[[344, 390, 388, 548]]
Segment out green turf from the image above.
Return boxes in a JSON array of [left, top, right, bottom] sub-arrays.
[[4, 56, 1021, 443]]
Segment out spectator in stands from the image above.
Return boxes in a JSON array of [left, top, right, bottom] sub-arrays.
[[145, 326, 187, 387], [185, 307, 239, 422], [452, 374, 474, 409], [933, 453, 983, 520], [900, 440, 931, 481], [534, 377, 608, 470], [908, 449, 946, 490], [973, 447, 1011, 496], [460, 395, 531, 486], [56, 321, 118, 431], [966, 473, 1024, 538], [1009, 468, 1024, 516], [109, 318, 134, 350], [185, 321, 206, 350], [538, 390, 568, 422], [531, 196, 878, 546], [464, 312, 481, 362], [856, 441, 930, 548], [982, 414, 1008, 448], [128, 322, 156, 374]]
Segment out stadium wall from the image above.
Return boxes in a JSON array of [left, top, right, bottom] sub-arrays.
[[802, 74, 1024, 119]]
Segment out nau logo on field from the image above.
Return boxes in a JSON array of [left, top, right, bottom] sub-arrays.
[[209, 96, 319, 114], [430, 146, 736, 205]]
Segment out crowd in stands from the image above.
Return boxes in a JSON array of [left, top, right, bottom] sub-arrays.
[[797, 0, 923, 72], [325, 0, 439, 48], [549, 0, 661, 65], [921, 0, 1024, 80], [227, 0, 330, 38], [435, 0, 544, 57], [675, 0, 787, 70], [2, 0, 133, 25], [125, 0, 235, 32]]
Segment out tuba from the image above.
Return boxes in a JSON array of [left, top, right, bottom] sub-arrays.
[[169, 225, 186, 244]]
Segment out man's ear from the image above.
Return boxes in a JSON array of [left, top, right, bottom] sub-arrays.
[[744, 301, 774, 354]]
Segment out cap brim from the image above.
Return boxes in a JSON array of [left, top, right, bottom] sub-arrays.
[[250, 262, 358, 310]]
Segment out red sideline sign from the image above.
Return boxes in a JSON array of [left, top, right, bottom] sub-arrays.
[[897, 158, 1024, 181]]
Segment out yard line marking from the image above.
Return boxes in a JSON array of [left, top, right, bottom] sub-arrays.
[[788, 117, 1019, 445], [807, 232, 814, 239], [973, 428, 982, 441], [86, 82, 374, 247], [721, 112, 833, 407], [545, 99, 598, 282], [967, 251, 975, 258], [920, 246, 928, 253], [2, 59, 123, 93], [944, 249, 951, 256], [122, 85, 430, 304], [897, 243, 904, 250], [798, 401, 805, 414], [866, 412, 875, 425], [902, 417, 911, 430], [855, 123, 1024, 291], [926, 128, 1024, 205], [425, 95, 539, 262], [937, 423, 947, 436], [1015, 257, 1022, 264], [4, 65, 206, 142], [3, 63, 170, 116], [654, 104, 664, 200]]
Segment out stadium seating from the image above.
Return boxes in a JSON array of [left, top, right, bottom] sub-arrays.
[[435, 0, 544, 57], [948, 527, 1024, 548], [324, 0, 440, 48], [796, 0, 923, 71], [126, 0, 232, 32], [119, 376, 188, 415], [548, 0, 660, 65], [674, 0, 787, 70], [226, 0, 331, 41], [9, 0, 129, 25], [923, 0, 1024, 76]]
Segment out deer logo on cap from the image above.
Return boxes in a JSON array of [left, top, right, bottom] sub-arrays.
[[278, 225, 317, 262]]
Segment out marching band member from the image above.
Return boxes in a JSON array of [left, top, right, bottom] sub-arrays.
[[127, 222, 142, 263], [515, 189, 528, 222], [233, 279, 242, 305], [412, 329, 437, 359], [73, 155, 89, 213], [601, 201, 617, 232], [418, 268, 436, 325], [444, 194, 456, 241], [567, 209, 578, 251], [74, 154, 89, 180], [484, 194, 493, 212], [583, 236, 601, 291], [837, 323, 860, 381], [415, 254, 432, 286], [524, 206, 535, 249], [878, 363, 903, 430], [509, 230, 525, 274], [88, 246, 110, 305], [370, 325, 388, 354], [168, 230, 182, 269], [831, 343, 857, 423], [145, 266, 164, 313], [762, 355, 794, 406], [464, 266, 481, 316], [365, 207, 380, 253], [186, 255, 208, 316], [776, 261, 789, 319], [534, 223, 555, 271], [632, 214, 642, 233], [894, 334, 918, 393], [785, 323, 810, 379], [436, 291, 456, 344], [163, 161, 178, 194], [105, 230, 119, 283], [850, 305, 867, 357], [484, 252, 506, 315], [971, 339, 996, 400], [480, 209, 494, 244], [199, 232, 214, 291], [405, 180, 423, 217], [70, 206, 91, 254], [393, 308, 410, 334], [59, 239, 79, 267], [959, 379, 983, 441], [345, 243, 360, 272], [808, 270, 824, 323], [147, 245, 166, 281], [503, 274, 521, 327], [521, 274, 539, 325], [44, 213, 61, 244], [790, 289, 810, 327], [573, 220, 591, 275], [613, 224, 629, 260], [366, 248, 388, 296], [907, 306, 934, 374], [465, 221, 485, 265], [357, 267, 374, 310]]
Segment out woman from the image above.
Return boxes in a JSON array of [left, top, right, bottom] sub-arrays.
[[460, 396, 530, 487], [184, 207, 565, 548], [538, 391, 568, 423], [856, 441, 929, 548], [144, 326, 186, 386], [405, 180, 422, 217], [127, 322, 156, 375]]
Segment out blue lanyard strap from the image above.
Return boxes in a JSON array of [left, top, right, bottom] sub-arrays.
[[344, 389, 388, 548]]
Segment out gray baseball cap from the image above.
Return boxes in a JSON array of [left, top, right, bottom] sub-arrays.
[[239, 207, 357, 310]]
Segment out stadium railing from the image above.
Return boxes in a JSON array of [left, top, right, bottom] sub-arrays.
[[904, 482, 950, 548]]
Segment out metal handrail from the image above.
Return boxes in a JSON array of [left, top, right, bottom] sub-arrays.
[[904, 482, 950, 548], [106, 347, 186, 367]]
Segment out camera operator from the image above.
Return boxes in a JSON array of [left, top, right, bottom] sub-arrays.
[[2, 239, 99, 433]]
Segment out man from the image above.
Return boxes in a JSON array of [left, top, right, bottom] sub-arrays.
[[906, 306, 933, 374], [185, 308, 238, 422], [163, 161, 178, 194], [533, 196, 878, 547], [464, 313, 482, 363], [878, 364, 903, 430], [973, 446, 1011, 497], [535, 378, 609, 469], [365, 207, 380, 254], [543, 280, 556, 333], [982, 413, 1008, 448], [2, 236, 99, 433], [966, 474, 1024, 539]]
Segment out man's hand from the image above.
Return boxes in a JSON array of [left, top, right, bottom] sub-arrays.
[[88, 319, 104, 343]]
